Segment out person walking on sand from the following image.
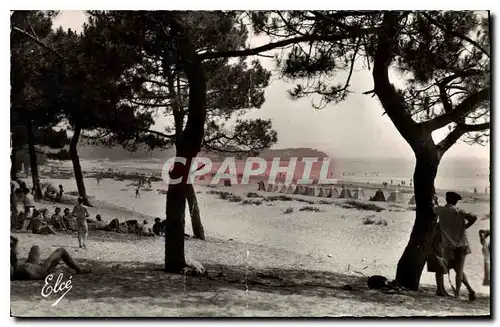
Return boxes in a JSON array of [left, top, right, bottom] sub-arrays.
[[71, 197, 89, 248], [433, 191, 477, 300], [135, 186, 140, 198]]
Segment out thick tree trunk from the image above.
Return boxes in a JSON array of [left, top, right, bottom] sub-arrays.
[[11, 148, 18, 181], [186, 183, 205, 240], [69, 125, 91, 207], [395, 147, 439, 290], [25, 120, 42, 199], [11, 182, 18, 230], [164, 17, 206, 273], [165, 159, 189, 273]]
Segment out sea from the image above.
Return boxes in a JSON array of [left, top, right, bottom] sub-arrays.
[[71, 156, 490, 194]]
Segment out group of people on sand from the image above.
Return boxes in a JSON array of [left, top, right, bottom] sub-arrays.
[[426, 190, 490, 301], [43, 184, 65, 202]]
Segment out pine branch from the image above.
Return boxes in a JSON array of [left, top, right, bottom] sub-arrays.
[[12, 26, 66, 60], [200, 27, 380, 60], [421, 12, 490, 58], [422, 88, 490, 131]]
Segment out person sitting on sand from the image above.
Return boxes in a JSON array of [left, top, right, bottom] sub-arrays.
[[16, 211, 26, 230], [30, 210, 57, 235], [433, 191, 477, 300], [51, 207, 67, 231], [38, 208, 51, 224], [72, 197, 89, 248], [94, 214, 108, 230], [138, 220, 155, 237], [105, 218, 121, 232], [116, 221, 129, 233], [122, 220, 138, 234], [11, 235, 91, 281], [62, 208, 76, 230], [152, 218, 163, 236]]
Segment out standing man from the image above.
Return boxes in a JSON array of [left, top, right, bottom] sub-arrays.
[[434, 191, 477, 300], [71, 197, 89, 248]]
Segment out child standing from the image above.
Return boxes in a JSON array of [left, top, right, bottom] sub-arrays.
[[71, 198, 89, 248]]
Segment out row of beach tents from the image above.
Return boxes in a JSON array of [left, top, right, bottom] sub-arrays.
[[257, 181, 416, 204]]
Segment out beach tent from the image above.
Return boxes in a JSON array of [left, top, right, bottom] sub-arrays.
[[272, 184, 280, 192], [318, 187, 326, 197], [339, 188, 353, 199], [279, 184, 288, 193], [294, 185, 302, 194], [286, 185, 297, 194], [304, 186, 315, 196], [329, 187, 340, 198], [258, 181, 266, 191], [387, 190, 404, 202], [302, 186, 310, 196], [370, 189, 386, 202], [353, 188, 366, 200], [224, 180, 232, 187], [266, 183, 274, 192], [408, 195, 416, 205]]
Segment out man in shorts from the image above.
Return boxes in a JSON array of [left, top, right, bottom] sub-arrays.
[[71, 197, 89, 248], [432, 191, 477, 300], [23, 188, 36, 226]]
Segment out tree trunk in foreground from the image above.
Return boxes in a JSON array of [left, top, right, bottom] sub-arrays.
[[11, 182, 18, 230], [165, 165, 189, 272], [164, 17, 207, 273], [11, 148, 18, 181], [25, 120, 42, 199], [395, 151, 439, 290], [69, 125, 91, 206], [187, 183, 205, 240]]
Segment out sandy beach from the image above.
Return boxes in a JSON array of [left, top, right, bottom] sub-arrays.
[[10, 162, 491, 317]]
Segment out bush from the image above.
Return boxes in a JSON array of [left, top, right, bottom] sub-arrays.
[[362, 215, 388, 226], [265, 195, 293, 202], [241, 199, 263, 206], [299, 206, 321, 212], [246, 192, 263, 199], [345, 200, 384, 212], [228, 195, 243, 203], [296, 198, 316, 205]]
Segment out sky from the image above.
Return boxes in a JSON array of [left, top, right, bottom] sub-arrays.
[[52, 11, 490, 160]]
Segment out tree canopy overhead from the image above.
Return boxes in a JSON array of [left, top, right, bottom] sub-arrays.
[[85, 10, 278, 156]]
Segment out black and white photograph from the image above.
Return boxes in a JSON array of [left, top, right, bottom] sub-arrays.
[[9, 8, 491, 317]]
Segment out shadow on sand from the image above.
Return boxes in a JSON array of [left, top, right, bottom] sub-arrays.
[[11, 259, 490, 316]]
